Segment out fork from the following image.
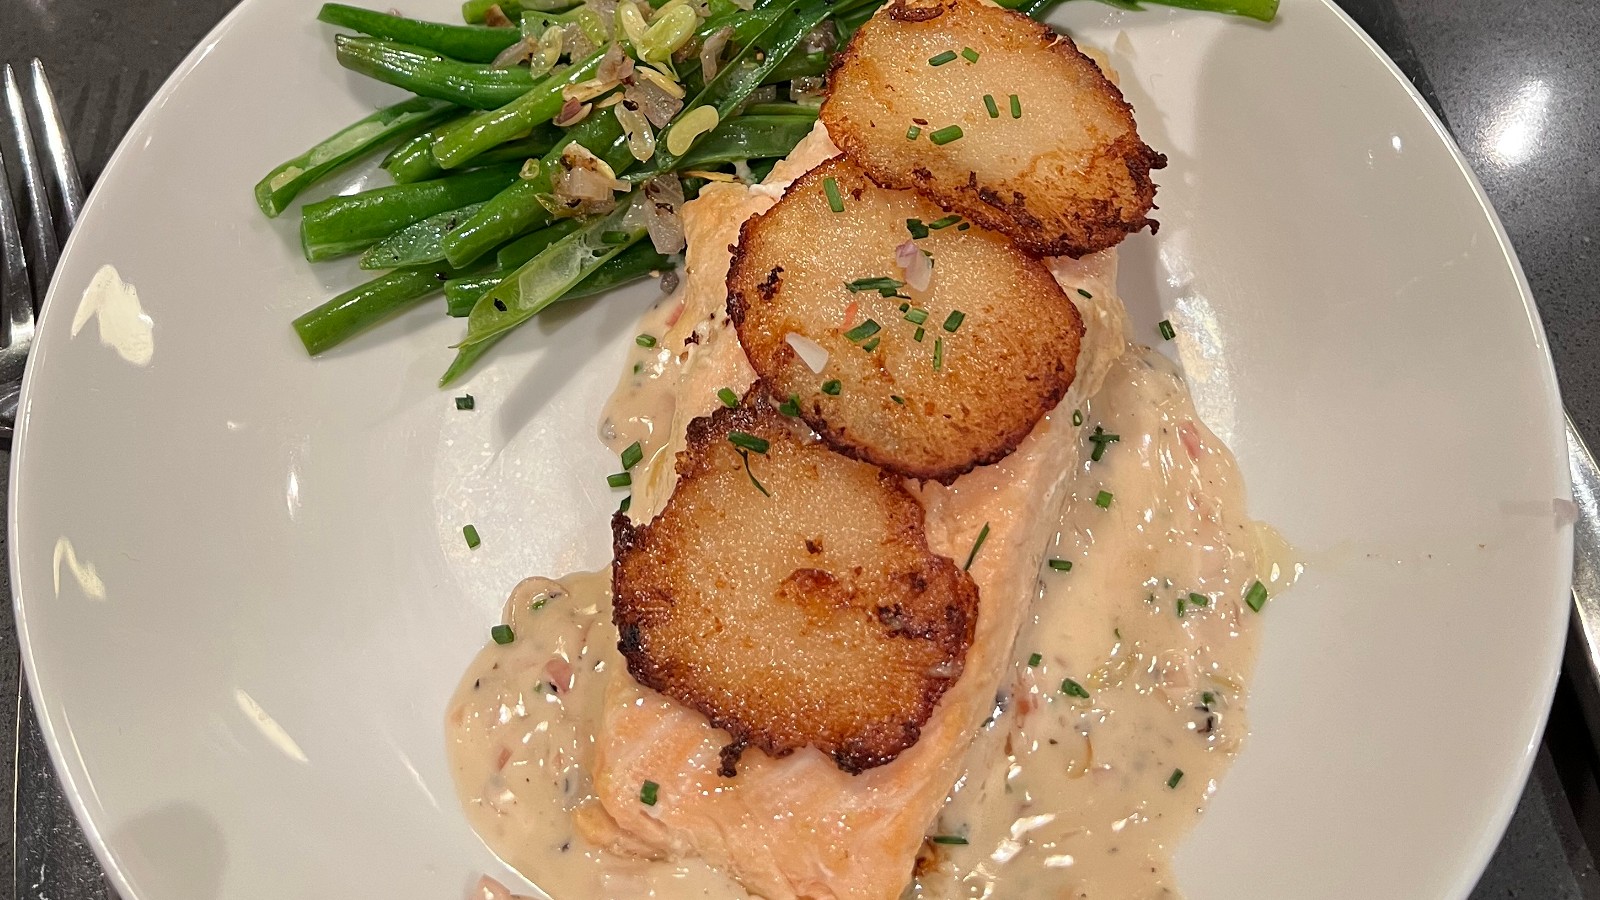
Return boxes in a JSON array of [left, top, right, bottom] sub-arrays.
[[2, 60, 84, 447], [3, 59, 94, 900]]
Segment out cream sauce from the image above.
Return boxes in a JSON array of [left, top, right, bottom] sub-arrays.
[[446, 573, 750, 899], [913, 349, 1294, 900]]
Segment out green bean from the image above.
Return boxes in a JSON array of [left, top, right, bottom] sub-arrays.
[[335, 35, 537, 110], [441, 113, 630, 268], [440, 333, 507, 387], [445, 241, 672, 315], [737, 102, 820, 118], [293, 265, 451, 355], [255, 97, 453, 217], [431, 48, 607, 169], [495, 219, 581, 268], [762, 50, 828, 86], [318, 4, 522, 62], [360, 201, 488, 269], [461, 0, 576, 23], [387, 124, 559, 182], [459, 208, 642, 348], [300, 163, 519, 261], [670, 115, 817, 173]]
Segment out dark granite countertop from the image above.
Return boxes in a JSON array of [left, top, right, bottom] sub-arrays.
[[4, 0, 1599, 896]]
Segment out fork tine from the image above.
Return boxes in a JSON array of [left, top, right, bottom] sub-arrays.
[[3, 64, 58, 304], [0, 149, 30, 350], [25, 60, 85, 236]]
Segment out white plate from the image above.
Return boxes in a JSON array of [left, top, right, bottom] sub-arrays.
[[10, 1, 1572, 898]]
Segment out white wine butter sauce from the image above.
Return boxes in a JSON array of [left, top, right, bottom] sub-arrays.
[[913, 348, 1298, 900]]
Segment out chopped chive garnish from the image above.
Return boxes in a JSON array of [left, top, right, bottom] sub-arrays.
[[779, 394, 802, 416], [636, 333, 658, 348], [1095, 490, 1113, 508], [1089, 427, 1121, 462], [621, 441, 643, 470], [1072, 409, 1084, 427], [491, 624, 515, 645], [456, 394, 475, 410], [1009, 93, 1021, 118], [1048, 558, 1072, 572], [1202, 691, 1217, 706], [717, 387, 739, 408], [914, 327, 926, 342], [602, 230, 632, 244], [1028, 652, 1043, 666], [907, 218, 929, 239], [928, 50, 958, 66], [928, 215, 962, 230], [633, 362, 643, 375], [1189, 592, 1209, 607], [728, 432, 770, 454], [957, 222, 970, 231], [891, 395, 905, 405], [619, 495, 631, 513], [983, 94, 999, 118], [1245, 580, 1269, 612], [845, 277, 905, 295], [929, 125, 964, 145], [942, 310, 965, 332], [964, 522, 991, 571], [607, 472, 632, 488], [862, 337, 881, 352], [906, 125, 922, 141], [844, 319, 882, 342], [739, 449, 770, 496], [905, 307, 929, 325], [823, 176, 845, 213], [640, 780, 659, 805], [1158, 319, 1176, 341], [933, 337, 944, 371], [822, 379, 842, 395], [961, 47, 979, 63], [900, 302, 910, 312], [1167, 769, 1184, 789], [932, 834, 969, 846], [463, 524, 481, 549], [1076, 288, 1093, 299], [1061, 678, 1090, 699]]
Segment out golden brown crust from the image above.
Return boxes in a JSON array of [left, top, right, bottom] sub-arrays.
[[612, 400, 978, 776], [821, 0, 1167, 258], [727, 157, 1083, 484]]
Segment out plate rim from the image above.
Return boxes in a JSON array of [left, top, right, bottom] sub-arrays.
[[7, 1, 1574, 897]]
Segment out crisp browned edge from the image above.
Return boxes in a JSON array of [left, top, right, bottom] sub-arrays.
[[611, 400, 979, 776], [727, 160, 1086, 485], [819, 0, 1169, 259]]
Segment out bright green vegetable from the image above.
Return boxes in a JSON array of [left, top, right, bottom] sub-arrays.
[[255, 97, 453, 217], [445, 241, 672, 315], [360, 201, 488, 269], [441, 113, 631, 268], [634, 114, 814, 179], [334, 35, 538, 110], [738, 102, 821, 118], [430, 48, 607, 169], [299, 163, 519, 261], [495, 219, 581, 269], [293, 265, 451, 355], [384, 125, 560, 183], [456, 208, 643, 351], [318, 4, 523, 61]]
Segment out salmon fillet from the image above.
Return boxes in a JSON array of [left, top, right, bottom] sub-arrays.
[[580, 123, 1130, 899]]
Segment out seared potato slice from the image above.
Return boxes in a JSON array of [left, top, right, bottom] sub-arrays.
[[728, 157, 1082, 484], [612, 400, 977, 776], [821, 0, 1166, 258]]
